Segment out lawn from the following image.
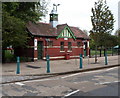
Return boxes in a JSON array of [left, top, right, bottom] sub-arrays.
[[90, 49, 117, 56]]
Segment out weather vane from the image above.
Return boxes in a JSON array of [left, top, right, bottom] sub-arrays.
[[53, 4, 60, 11]]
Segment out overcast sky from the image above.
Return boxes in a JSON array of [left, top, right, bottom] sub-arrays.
[[42, 0, 119, 34]]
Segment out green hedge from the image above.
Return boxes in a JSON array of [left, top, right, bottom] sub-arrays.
[[4, 50, 32, 63]]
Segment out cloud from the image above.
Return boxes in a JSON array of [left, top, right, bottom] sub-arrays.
[[44, 0, 119, 32]]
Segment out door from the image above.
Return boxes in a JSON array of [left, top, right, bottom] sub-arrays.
[[38, 41, 43, 59]]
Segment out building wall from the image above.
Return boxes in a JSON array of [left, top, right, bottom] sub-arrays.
[[31, 37, 89, 60]]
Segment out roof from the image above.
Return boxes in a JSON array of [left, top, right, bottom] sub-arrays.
[[26, 21, 57, 37], [26, 21, 90, 39]]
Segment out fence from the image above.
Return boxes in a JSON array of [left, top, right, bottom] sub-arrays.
[[89, 48, 118, 58]]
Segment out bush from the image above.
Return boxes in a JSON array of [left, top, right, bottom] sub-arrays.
[[4, 50, 32, 63]]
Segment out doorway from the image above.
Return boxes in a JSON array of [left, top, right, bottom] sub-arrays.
[[37, 41, 43, 59]]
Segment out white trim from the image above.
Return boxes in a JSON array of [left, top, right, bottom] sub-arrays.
[[43, 46, 83, 49], [87, 41, 89, 48], [34, 39, 37, 50], [43, 57, 46, 60], [72, 46, 83, 48], [60, 51, 65, 52], [70, 55, 79, 58], [64, 46, 68, 48], [67, 50, 72, 52], [53, 46, 60, 48], [43, 56, 65, 59], [72, 46, 78, 48], [34, 58, 38, 60]]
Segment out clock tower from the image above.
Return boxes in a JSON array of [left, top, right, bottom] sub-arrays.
[[50, 4, 60, 28]]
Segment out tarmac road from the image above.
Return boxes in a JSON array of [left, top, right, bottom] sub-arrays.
[[70, 82, 120, 96], [2, 66, 119, 97]]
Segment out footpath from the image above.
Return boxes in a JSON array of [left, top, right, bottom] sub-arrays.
[[1, 55, 120, 83]]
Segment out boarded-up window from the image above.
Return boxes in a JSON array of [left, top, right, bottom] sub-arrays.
[[77, 42, 81, 47], [60, 42, 64, 51], [68, 42, 72, 51]]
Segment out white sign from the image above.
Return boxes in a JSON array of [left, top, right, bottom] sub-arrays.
[[34, 39, 37, 50], [87, 41, 89, 48], [64, 38, 68, 40], [83, 45, 85, 49]]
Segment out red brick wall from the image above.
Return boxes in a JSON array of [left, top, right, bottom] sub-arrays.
[[26, 37, 89, 60]]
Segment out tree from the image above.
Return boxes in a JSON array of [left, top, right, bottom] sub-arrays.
[[90, 0, 115, 63], [115, 29, 120, 55], [115, 29, 120, 45], [2, 2, 48, 62], [83, 29, 88, 36]]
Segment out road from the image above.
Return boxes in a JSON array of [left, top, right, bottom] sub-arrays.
[[2, 66, 119, 97]]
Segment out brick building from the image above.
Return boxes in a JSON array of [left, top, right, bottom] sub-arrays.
[[17, 6, 90, 61]]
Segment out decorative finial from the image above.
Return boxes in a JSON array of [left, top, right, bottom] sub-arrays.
[[53, 4, 60, 11]]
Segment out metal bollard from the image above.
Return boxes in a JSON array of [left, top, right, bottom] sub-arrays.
[[80, 54, 83, 69], [46, 55, 50, 73], [16, 56, 20, 74], [105, 52, 108, 65]]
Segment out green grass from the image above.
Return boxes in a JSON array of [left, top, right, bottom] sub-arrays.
[[90, 50, 113, 56]]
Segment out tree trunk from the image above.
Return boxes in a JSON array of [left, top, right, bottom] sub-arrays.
[[95, 46, 97, 63], [100, 49, 102, 57], [112, 47, 113, 56], [118, 45, 120, 55], [104, 49, 106, 56], [2, 49, 5, 63]]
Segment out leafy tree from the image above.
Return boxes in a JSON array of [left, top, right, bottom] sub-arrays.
[[2, 2, 48, 62], [89, 32, 96, 49], [115, 29, 120, 45], [115, 29, 120, 55], [90, 0, 115, 63], [83, 29, 88, 36]]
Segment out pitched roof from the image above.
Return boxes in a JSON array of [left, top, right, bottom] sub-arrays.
[[26, 21, 90, 39], [56, 24, 68, 35], [70, 26, 89, 39], [26, 21, 57, 37]]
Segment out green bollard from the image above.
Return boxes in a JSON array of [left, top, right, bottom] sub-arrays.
[[80, 54, 83, 69], [46, 55, 50, 73], [105, 52, 108, 65], [16, 56, 20, 74]]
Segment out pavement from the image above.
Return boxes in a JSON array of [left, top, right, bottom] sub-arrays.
[[1, 55, 120, 83]]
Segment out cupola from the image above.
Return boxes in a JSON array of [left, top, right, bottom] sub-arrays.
[[49, 4, 60, 28]]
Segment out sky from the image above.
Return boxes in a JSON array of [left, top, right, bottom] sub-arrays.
[[42, 0, 119, 34]]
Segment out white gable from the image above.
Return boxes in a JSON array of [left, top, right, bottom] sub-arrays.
[[61, 29, 72, 38]]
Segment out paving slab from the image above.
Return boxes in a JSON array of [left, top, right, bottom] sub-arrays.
[[1, 55, 119, 83]]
